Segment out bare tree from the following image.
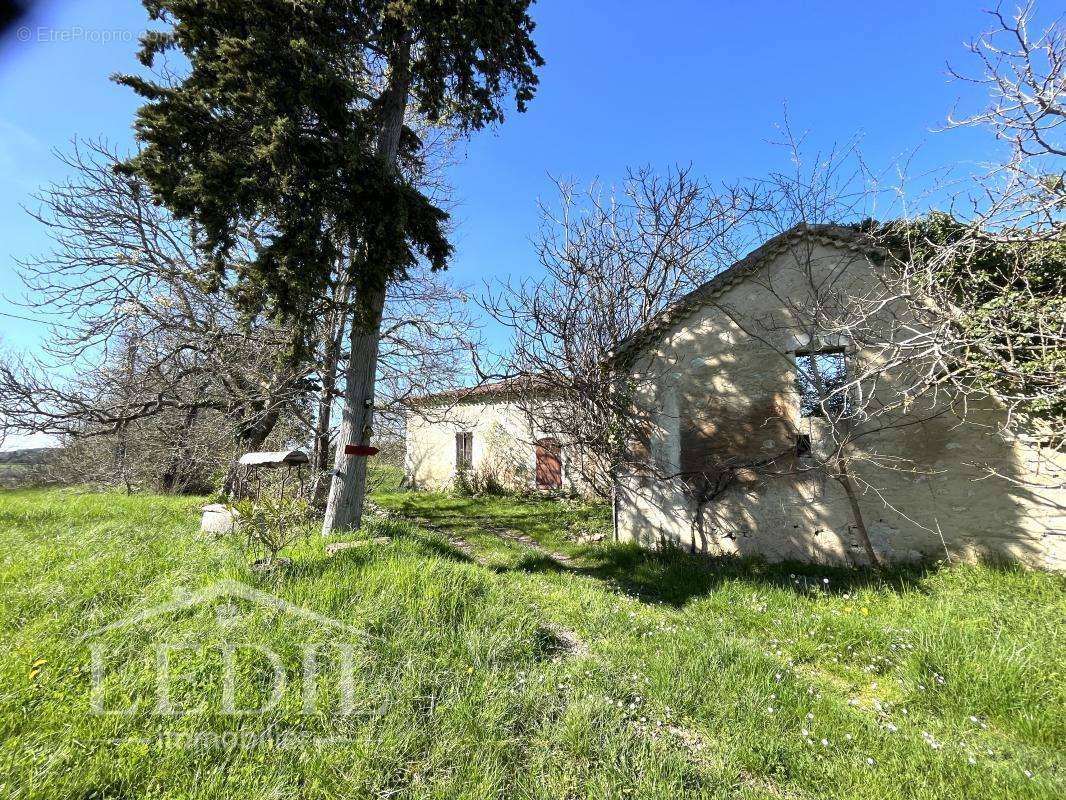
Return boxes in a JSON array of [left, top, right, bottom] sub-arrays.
[[0, 140, 314, 491], [482, 166, 757, 496], [874, 1, 1066, 466], [946, 0, 1065, 235], [3, 137, 476, 498], [309, 259, 477, 503]]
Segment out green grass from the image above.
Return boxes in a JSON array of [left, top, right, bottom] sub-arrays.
[[372, 487, 610, 559], [1, 487, 1063, 799]]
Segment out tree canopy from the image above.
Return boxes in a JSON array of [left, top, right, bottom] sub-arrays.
[[115, 0, 543, 334]]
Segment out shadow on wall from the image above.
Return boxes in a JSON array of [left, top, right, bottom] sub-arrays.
[[404, 420, 534, 494], [404, 445, 436, 491], [620, 348, 1057, 570]]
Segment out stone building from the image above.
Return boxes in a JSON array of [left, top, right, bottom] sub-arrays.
[[405, 224, 1064, 569], [404, 379, 594, 496], [612, 224, 1065, 570]]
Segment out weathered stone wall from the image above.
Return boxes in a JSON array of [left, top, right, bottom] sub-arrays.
[[617, 240, 1066, 570], [404, 399, 595, 496]]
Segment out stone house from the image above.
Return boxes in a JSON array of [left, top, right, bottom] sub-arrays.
[[404, 379, 595, 496], [612, 224, 1065, 570], [404, 224, 1064, 569]]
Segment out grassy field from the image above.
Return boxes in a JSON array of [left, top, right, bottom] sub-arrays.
[[1, 487, 1063, 799]]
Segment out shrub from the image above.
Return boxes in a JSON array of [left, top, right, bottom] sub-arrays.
[[233, 496, 313, 568]]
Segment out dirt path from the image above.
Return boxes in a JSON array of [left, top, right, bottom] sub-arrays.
[[480, 524, 577, 566], [386, 509, 576, 567]]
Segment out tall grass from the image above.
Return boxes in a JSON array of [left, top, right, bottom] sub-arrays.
[[0, 488, 1062, 799]]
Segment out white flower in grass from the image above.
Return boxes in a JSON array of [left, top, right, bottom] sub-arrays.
[[801, 728, 810, 737], [1024, 770, 1034, 779], [865, 757, 875, 766], [821, 738, 829, 747], [921, 731, 941, 750]]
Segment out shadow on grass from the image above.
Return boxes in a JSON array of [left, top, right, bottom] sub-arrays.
[[373, 492, 1034, 609], [512, 542, 950, 607]]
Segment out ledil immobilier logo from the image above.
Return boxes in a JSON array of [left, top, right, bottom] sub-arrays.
[[81, 580, 374, 750]]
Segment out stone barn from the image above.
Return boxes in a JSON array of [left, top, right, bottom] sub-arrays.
[[611, 224, 1065, 570], [404, 379, 595, 496]]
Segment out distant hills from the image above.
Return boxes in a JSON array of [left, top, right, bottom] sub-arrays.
[[0, 447, 59, 466], [0, 448, 61, 486]]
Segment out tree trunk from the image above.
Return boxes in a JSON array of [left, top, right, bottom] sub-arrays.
[[320, 287, 387, 533], [834, 464, 882, 570], [160, 403, 201, 494], [320, 29, 411, 535], [311, 277, 351, 506]]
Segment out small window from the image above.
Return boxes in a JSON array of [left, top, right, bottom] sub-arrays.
[[795, 349, 849, 418], [455, 432, 473, 472]]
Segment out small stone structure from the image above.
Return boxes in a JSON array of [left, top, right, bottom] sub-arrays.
[[405, 383, 596, 496], [198, 449, 310, 534], [611, 225, 1065, 570], [403, 225, 1066, 570]]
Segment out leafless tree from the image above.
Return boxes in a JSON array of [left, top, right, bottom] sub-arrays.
[[0, 140, 312, 491], [3, 138, 476, 498], [308, 259, 477, 502], [604, 136, 932, 568], [874, 1, 1065, 468], [946, 0, 1065, 235], [481, 166, 757, 496], [630, 28, 1066, 566]]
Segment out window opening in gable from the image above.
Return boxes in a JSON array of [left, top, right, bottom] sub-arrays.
[[795, 349, 849, 418]]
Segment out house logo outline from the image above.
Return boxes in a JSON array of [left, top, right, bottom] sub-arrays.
[[81, 579, 363, 640]]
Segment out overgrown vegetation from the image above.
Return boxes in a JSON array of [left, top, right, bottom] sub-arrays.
[[233, 496, 314, 569], [1, 488, 1062, 798], [877, 212, 1066, 445]]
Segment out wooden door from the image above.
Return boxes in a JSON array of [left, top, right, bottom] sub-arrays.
[[535, 438, 562, 489]]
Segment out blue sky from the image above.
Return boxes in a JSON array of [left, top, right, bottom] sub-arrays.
[[0, 1, 1021, 446]]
